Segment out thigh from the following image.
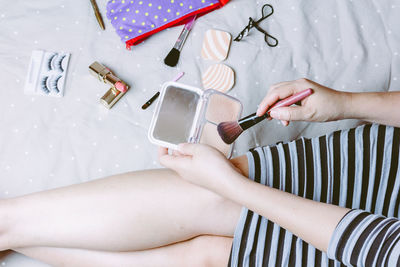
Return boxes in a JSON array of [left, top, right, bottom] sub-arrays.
[[5, 168, 243, 251], [14, 235, 233, 267]]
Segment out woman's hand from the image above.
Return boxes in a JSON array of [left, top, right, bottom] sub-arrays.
[[256, 78, 351, 126], [158, 144, 244, 194]]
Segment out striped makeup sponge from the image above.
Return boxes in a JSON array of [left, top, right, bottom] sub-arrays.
[[202, 63, 235, 93], [201, 29, 231, 61]]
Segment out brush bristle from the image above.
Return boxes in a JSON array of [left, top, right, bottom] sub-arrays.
[[217, 121, 243, 144], [164, 48, 180, 67]]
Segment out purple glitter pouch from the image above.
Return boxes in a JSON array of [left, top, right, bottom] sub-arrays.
[[106, 0, 230, 49]]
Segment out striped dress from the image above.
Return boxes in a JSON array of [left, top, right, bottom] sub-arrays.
[[228, 124, 400, 266]]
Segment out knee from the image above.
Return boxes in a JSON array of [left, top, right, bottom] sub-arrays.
[[0, 200, 12, 251], [230, 155, 248, 177], [187, 235, 232, 267]]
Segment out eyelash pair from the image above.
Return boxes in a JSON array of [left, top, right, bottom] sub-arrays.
[[46, 53, 67, 72], [40, 52, 67, 95], [40, 75, 62, 94], [24, 50, 71, 97]]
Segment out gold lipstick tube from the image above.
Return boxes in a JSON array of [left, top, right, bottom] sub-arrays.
[[89, 62, 129, 109]]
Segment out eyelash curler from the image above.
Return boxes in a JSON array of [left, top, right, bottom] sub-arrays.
[[234, 4, 278, 47]]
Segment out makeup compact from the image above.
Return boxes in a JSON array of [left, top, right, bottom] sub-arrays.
[[148, 82, 242, 158]]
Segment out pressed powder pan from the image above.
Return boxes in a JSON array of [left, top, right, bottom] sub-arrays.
[[148, 82, 242, 158], [205, 93, 242, 123]]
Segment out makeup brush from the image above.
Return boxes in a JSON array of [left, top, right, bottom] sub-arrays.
[[164, 16, 196, 67], [217, 88, 313, 144]]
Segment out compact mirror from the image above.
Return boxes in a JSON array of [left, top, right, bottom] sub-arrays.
[[152, 85, 200, 145]]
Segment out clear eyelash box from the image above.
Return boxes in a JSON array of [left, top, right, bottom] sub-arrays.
[[148, 82, 243, 158], [24, 50, 70, 97]]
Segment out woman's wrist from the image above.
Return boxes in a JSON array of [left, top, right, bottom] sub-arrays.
[[217, 170, 248, 200], [341, 92, 380, 122], [337, 91, 355, 120]]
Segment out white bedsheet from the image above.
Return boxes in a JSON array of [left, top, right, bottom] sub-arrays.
[[1, 0, 399, 265]]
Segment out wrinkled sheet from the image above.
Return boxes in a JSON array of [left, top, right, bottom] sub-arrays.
[[1, 0, 399, 265]]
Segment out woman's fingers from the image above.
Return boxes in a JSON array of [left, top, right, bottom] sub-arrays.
[[177, 143, 203, 156], [281, 120, 289, 126], [269, 106, 306, 121], [158, 146, 187, 169], [158, 147, 169, 158], [158, 147, 172, 166], [159, 152, 190, 170], [256, 79, 307, 116], [172, 150, 184, 157]]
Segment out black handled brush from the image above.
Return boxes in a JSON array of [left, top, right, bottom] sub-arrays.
[[217, 88, 313, 144], [164, 16, 196, 67]]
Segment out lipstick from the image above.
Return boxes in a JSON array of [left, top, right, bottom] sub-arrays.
[[89, 61, 129, 109]]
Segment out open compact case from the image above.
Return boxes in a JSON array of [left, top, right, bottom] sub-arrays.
[[148, 82, 242, 158]]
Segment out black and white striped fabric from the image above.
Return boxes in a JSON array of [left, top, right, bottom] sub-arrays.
[[228, 124, 400, 267], [328, 209, 400, 266]]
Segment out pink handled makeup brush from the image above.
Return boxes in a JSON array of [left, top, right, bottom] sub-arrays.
[[164, 16, 196, 67], [217, 88, 313, 144]]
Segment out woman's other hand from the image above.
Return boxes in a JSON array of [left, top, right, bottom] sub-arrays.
[[158, 144, 244, 194], [256, 78, 351, 126]]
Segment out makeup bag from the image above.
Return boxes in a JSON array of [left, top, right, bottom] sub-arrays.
[[106, 0, 230, 49]]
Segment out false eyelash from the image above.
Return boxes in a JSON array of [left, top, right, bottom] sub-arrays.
[[50, 75, 62, 93], [55, 55, 66, 72], [40, 76, 50, 94], [47, 53, 57, 71]]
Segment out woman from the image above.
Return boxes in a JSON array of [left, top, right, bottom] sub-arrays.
[[0, 78, 399, 266]]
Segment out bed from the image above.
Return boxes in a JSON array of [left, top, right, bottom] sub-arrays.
[[1, 0, 399, 265]]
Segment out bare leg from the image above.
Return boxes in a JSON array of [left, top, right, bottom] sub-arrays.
[[14, 235, 232, 267], [0, 250, 12, 259], [0, 156, 247, 252]]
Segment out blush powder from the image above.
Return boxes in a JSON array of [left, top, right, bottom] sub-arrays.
[[205, 93, 241, 124]]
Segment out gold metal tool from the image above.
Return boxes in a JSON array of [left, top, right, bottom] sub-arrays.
[[90, 0, 105, 30]]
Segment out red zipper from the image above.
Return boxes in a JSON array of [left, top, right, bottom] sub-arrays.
[[125, 3, 222, 50]]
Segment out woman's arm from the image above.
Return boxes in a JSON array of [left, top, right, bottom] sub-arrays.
[[347, 92, 400, 127], [219, 175, 400, 265], [159, 144, 349, 252], [225, 173, 349, 252], [256, 78, 400, 127], [223, 170, 349, 252]]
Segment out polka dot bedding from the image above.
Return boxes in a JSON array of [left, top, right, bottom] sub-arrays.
[[106, 0, 230, 49]]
